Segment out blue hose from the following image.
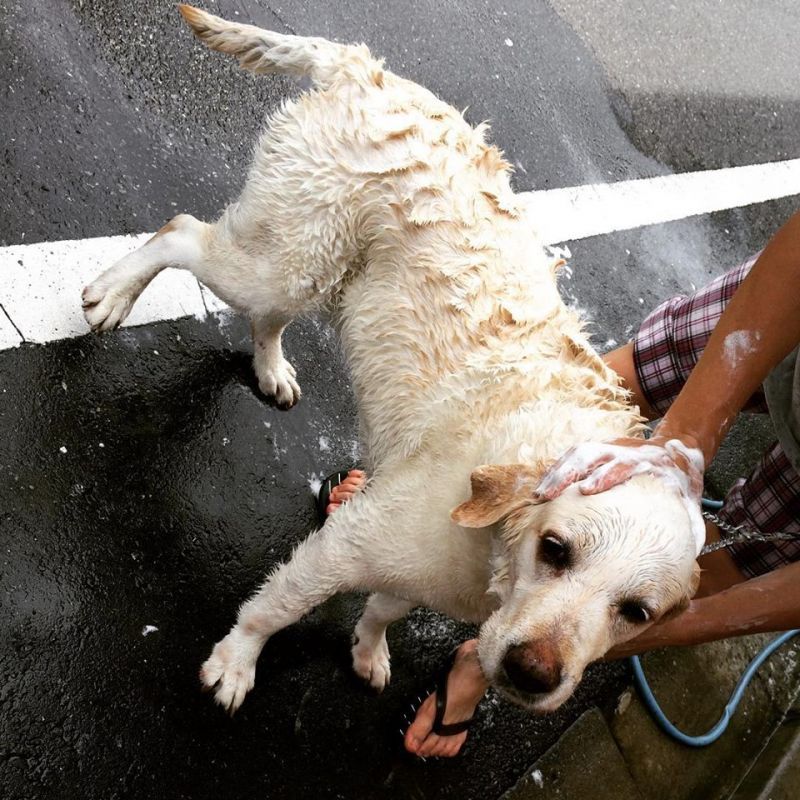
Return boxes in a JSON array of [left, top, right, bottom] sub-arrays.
[[630, 631, 799, 746], [702, 497, 724, 511], [630, 497, 799, 746]]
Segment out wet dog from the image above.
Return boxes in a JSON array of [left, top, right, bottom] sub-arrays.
[[83, 5, 699, 715]]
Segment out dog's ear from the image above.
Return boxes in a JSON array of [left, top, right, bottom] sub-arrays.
[[451, 464, 544, 528]]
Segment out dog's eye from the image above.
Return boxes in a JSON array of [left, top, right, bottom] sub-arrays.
[[619, 601, 651, 624], [539, 533, 571, 570]]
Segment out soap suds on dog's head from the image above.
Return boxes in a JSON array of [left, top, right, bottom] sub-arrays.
[[536, 438, 706, 555]]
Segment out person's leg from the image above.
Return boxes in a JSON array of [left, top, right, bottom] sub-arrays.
[[604, 251, 765, 423], [718, 441, 800, 579], [603, 341, 659, 420]]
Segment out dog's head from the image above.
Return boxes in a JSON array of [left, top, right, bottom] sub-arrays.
[[452, 463, 700, 713]]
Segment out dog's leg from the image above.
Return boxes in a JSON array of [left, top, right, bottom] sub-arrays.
[[82, 214, 208, 332], [351, 593, 413, 691], [251, 317, 301, 408], [200, 496, 385, 713], [83, 214, 304, 406]]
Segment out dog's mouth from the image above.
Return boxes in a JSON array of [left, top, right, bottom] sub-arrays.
[[492, 675, 575, 714]]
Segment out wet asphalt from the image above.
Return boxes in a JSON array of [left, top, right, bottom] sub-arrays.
[[2, 1, 800, 799]]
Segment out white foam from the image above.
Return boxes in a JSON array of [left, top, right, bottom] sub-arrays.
[[723, 329, 760, 370], [308, 474, 322, 498], [536, 438, 706, 555]]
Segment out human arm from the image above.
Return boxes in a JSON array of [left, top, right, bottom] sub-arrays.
[[605, 559, 800, 659], [538, 210, 800, 502]]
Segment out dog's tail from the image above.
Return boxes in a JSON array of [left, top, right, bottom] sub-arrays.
[[177, 5, 384, 90]]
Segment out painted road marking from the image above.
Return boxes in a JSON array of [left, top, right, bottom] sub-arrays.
[[1, 158, 799, 350], [522, 157, 800, 243], [0, 304, 22, 350], [0, 233, 208, 346]]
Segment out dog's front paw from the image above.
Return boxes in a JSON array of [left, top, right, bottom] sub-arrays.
[[255, 358, 301, 408], [351, 634, 391, 692], [82, 281, 135, 332], [200, 631, 259, 714]]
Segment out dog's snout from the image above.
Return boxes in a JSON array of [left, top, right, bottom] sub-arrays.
[[502, 641, 562, 695]]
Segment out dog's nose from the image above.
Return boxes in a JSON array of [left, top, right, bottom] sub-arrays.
[[502, 641, 562, 695]]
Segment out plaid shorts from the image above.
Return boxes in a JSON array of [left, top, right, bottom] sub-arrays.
[[633, 253, 800, 578]]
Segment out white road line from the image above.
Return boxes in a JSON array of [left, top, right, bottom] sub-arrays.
[[1, 158, 799, 351], [520, 158, 800, 244], [0, 233, 208, 346], [0, 305, 22, 350]]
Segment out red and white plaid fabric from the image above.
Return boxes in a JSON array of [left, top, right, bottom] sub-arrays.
[[633, 253, 800, 578]]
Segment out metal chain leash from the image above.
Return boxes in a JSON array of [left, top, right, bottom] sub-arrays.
[[700, 508, 800, 556]]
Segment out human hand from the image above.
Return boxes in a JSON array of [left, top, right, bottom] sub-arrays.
[[535, 435, 706, 554]]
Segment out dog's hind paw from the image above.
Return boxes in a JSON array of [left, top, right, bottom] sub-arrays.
[[351, 635, 391, 692], [255, 358, 301, 408], [82, 281, 136, 332], [199, 632, 259, 714]]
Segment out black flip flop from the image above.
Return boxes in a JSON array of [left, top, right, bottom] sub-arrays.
[[316, 468, 358, 525], [401, 647, 475, 753], [431, 647, 475, 736]]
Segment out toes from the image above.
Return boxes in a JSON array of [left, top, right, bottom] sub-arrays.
[[351, 640, 392, 691], [258, 377, 278, 398], [81, 283, 104, 308], [344, 472, 366, 489], [432, 734, 465, 758], [102, 301, 129, 332], [211, 667, 255, 715], [328, 474, 366, 506], [199, 634, 258, 715], [257, 361, 301, 407], [417, 734, 441, 758], [404, 693, 435, 752], [444, 735, 466, 757], [274, 373, 301, 408], [403, 692, 467, 758], [371, 657, 391, 690], [330, 475, 365, 503], [330, 488, 356, 504], [417, 730, 466, 758], [82, 285, 133, 332]]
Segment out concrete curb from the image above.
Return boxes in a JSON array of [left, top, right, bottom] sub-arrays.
[[500, 707, 642, 799], [729, 696, 800, 799]]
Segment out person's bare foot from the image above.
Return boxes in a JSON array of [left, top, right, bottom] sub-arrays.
[[404, 639, 489, 758], [325, 469, 366, 515]]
